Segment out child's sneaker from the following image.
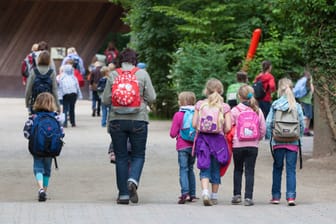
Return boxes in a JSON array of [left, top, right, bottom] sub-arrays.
[[244, 198, 254, 206], [202, 194, 212, 206], [188, 195, 199, 202], [128, 181, 138, 203], [38, 189, 46, 202], [287, 198, 296, 206], [270, 198, 280, 204], [210, 198, 218, 205], [231, 195, 242, 204], [178, 194, 189, 204]]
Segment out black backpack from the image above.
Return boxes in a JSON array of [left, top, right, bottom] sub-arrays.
[[31, 68, 53, 103], [253, 80, 266, 100]]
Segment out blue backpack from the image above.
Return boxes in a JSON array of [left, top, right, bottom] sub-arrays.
[[28, 112, 64, 161], [179, 108, 196, 142], [32, 68, 53, 102], [293, 76, 308, 99], [97, 76, 107, 93]]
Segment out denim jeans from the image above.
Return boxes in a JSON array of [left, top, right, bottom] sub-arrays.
[[258, 100, 271, 120], [91, 91, 101, 112], [109, 120, 148, 199], [272, 148, 297, 200], [233, 147, 258, 199], [63, 93, 77, 126], [178, 148, 196, 196], [199, 155, 221, 184], [101, 104, 110, 127], [33, 156, 52, 177]]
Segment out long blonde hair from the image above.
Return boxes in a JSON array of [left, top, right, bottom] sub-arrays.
[[203, 78, 224, 107], [238, 84, 259, 113], [277, 78, 296, 111]]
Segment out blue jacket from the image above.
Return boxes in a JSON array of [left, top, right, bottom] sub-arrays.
[[265, 96, 305, 146]]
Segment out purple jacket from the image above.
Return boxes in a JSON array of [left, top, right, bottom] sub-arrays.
[[170, 108, 194, 150]]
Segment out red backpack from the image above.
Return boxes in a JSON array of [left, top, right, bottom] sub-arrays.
[[111, 67, 141, 114], [21, 53, 36, 78]]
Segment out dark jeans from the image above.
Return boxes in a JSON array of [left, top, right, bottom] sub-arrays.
[[258, 100, 271, 119], [109, 120, 148, 199], [91, 90, 101, 113], [63, 93, 77, 126], [233, 147, 258, 199]]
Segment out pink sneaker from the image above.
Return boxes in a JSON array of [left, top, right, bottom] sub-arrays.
[[270, 198, 280, 204], [287, 198, 296, 206]]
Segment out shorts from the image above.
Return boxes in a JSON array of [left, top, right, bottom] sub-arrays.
[[301, 102, 313, 119], [33, 157, 52, 177], [199, 156, 221, 184]]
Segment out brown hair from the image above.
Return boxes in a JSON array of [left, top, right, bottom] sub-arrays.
[[38, 41, 49, 51], [119, 48, 137, 66], [178, 91, 196, 106], [238, 84, 259, 113], [37, 50, 50, 66], [262, 60, 272, 73], [33, 92, 57, 112], [237, 71, 248, 83]]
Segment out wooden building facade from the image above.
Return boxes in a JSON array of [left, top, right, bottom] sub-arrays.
[[0, 0, 128, 97]]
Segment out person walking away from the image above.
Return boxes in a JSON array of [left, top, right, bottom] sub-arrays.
[[102, 48, 156, 205], [294, 71, 314, 136], [170, 91, 197, 204], [192, 78, 232, 206], [90, 61, 103, 117], [21, 43, 39, 86], [23, 92, 65, 202], [58, 64, 83, 127], [98, 65, 112, 127], [25, 50, 60, 114], [230, 84, 266, 206], [266, 78, 304, 206], [226, 71, 248, 108], [61, 47, 86, 77], [253, 60, 276, 119], [104, 41, 119, 65]]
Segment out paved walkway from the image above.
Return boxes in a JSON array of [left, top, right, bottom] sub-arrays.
[[0, 98, 334, 224]]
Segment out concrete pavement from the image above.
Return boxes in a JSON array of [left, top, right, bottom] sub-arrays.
[[0, 98, 335, 224]]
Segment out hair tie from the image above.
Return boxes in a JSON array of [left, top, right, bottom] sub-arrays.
[[247, 92, 253, 99]]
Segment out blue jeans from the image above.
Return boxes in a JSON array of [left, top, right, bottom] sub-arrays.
[[101, 104, 110, 127], [233, 147, 258, 199], [91, 91, 101, 112], [178, 148, 196, 196], [63, 93, 77, 126], [109, 120, 148, 199], [199, 155, 221, 184], [33, 156, 52, 177], [272, 148, 297, 200]]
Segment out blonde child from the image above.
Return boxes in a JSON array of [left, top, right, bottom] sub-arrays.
[[23, 92, 65, 202], [192, 78, 231, 206], [170, 91, 197, 204], [230, 84, 266, 206], [266, 78, 304, 206]]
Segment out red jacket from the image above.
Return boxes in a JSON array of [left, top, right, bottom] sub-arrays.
[[254, 72, 276, 102]]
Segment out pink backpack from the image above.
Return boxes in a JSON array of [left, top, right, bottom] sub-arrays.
[[197, 102, 224, 134], [236, 106, 260, 141]]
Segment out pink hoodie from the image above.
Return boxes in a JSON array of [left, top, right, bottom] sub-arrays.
[[170, 107, 194, 150], [231, 103, 266, 148]]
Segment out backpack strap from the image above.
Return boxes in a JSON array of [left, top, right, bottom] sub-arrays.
[[116, 67, 139, 76], [33, 67, 53, 77]]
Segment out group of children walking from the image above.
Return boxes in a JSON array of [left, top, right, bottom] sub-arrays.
[[170, 75, 304, 207]]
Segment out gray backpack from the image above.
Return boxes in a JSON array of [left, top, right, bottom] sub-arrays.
[[272, 108, 300, 142]]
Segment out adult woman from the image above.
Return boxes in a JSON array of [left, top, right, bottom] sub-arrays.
[[102, 48, 156, 205]]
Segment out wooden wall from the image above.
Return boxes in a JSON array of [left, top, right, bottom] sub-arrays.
[[0, 0, 128, 96]]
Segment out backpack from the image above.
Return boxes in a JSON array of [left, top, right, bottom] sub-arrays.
[[21, 53, 36, 78], [253, 80, 266, 100], [293, 77, 308, 99], [70, 56, 80, 71], [272, 108, 300, 142], [97, 76, 107, 93], [74, 69, 84, 87], [179, 108, 196, 142], [111, 67, 141, 114], [105, 50, 117, 65], [31, 68, 53, 102], [28, 112, 64, 168], [236, 107, 260, 141], [197, 102, 224, 134]]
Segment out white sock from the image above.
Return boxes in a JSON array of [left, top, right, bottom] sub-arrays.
[[202, 189, 209, 196], [211, 192, 218, 199]]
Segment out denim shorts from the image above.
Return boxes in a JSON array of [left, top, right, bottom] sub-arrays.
[[33, 157, 52, 177], [301, 102, 313, 119]]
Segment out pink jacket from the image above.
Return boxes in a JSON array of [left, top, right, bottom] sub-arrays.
[[231, 103, 266, 148], [170, 109, 194, 151]]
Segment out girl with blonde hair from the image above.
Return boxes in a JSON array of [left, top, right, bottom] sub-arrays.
[[230, 84, 266, 206], [265, 78, 304, 206], [192, 78, 231, 206]]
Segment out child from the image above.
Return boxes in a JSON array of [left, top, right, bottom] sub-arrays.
[[226, 71, 248, 108], [23, 92, 65, 202], [230, 84, 266, 206], [266, 78, 304, 206], [192, 78, 232, 206], [170, 91, 197, 204]]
